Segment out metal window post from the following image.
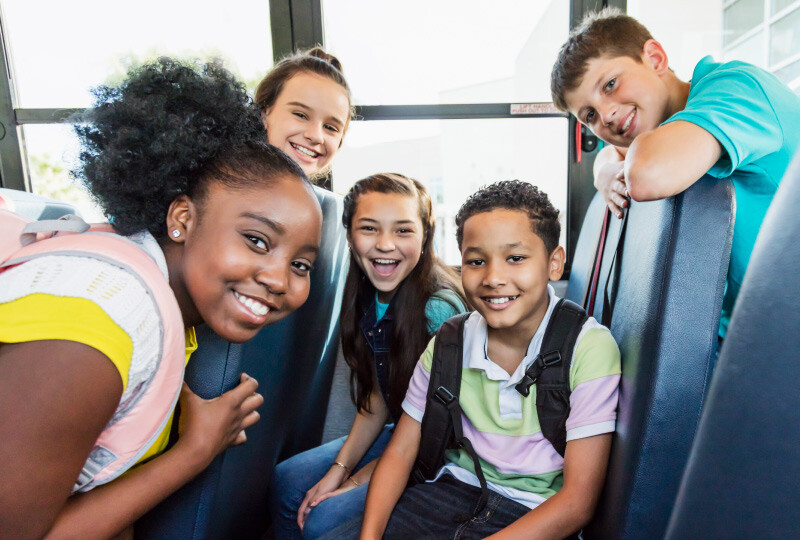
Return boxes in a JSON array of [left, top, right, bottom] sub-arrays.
[[0, 8, 28, 191]]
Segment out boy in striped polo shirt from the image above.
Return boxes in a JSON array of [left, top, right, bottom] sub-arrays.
[[326, 181, 621, 539]]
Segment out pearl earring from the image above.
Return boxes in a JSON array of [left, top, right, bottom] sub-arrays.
[[171, 230, 181, 238]]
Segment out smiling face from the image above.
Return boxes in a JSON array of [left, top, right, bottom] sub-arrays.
[[461, 209, 564, 341], [348, 191, 425, 303], [166, 176, 322, 343], [263, 71, 350, 180], [564, 41, 672, 148]]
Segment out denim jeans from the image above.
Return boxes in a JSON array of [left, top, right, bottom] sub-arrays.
[[268, 425, 394, 540], [319, 475, 531, 540]]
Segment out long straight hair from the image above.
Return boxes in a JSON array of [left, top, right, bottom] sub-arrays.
[[341, 173, 465, 419]]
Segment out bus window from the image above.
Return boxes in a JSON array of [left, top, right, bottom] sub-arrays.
[[324, 0, 570, 264], [629, 0, 800, 93], [1, 0, 273, 217], [334, 117, 567, 265]]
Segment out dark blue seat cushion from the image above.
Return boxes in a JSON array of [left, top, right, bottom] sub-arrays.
[[585, 175, 733, 539], [666, 155, 800, 539]]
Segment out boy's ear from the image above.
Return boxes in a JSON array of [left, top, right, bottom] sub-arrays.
[[642, 39, 670, 75], [548, 246, 566, 281]]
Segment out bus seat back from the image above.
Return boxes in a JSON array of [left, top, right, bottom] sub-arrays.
[[585, 175, 734, 539], [665, 154, 800, 539]]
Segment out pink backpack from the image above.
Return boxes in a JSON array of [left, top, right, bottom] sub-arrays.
[[0, 208, 186, 492]]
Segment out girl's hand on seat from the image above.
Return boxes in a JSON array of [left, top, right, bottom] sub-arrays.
[[175, 374, 263, 470], [297, 464, 350, 530]]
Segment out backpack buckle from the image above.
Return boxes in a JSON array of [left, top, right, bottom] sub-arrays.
[[434, 386, 455, 406], [541, 351, 562, 367], [515, 351, 562, 397]]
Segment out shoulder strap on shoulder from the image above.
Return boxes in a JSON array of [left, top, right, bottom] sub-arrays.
[[515, 299, 588, 457], [0, 209, 186, 492], [412, 312, 492, 517], [413, 312, 469, 483], [0, 209, 93, 265]]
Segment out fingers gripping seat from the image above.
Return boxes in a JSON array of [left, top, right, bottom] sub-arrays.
[[582, 176, 734, 539], [665, 155, 800, 539], [135, 186, 348, 539]]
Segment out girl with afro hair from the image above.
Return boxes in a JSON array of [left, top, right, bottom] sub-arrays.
[[0, 58, 323, 539], [256, 47, 353, 183]]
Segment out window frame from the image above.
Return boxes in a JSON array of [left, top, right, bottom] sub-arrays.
[[0, 0, 623, 276], [722, 0, 800, 86]]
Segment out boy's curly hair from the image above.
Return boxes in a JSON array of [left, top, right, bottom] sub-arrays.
[[74, 57, 297, 239], [455, 180, 560, 253], [550, 7, 653, 111]]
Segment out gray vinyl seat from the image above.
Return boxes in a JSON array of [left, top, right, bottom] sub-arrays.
[[136, 186, 348, 539], [573, 176, 734, 539], [0, 187, 81, 220], [665, 155, 800, 539]]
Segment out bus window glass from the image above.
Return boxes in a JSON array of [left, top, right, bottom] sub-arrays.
[[775, 57, 800, 88], [725, 30, 766, 66], [632, 0, 800, 94], [322, 0, 568, 105], [1, 0, 272, 108], [774, 0, 797, 13], [628, 0, 725, 79], [724, 0, 765, 46], [770, 5, 800, 64], [333, 118, 568, 265], [23, 124, 104, 221]]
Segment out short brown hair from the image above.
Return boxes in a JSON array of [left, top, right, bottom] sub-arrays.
[[254, 47, 353, 132], [551, 8, 653, 111]]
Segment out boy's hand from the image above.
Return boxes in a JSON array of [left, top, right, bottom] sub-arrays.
[[175, 374, 263, 469], [594, 160, 629, 219]]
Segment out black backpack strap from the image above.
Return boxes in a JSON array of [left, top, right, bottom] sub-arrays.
[[515, 299, 588, 457], [413, 313, 470, 483], [412, 312, 491, 517]]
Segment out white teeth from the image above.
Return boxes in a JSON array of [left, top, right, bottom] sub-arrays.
[[374, 259, 398, 265], [234, 291, 269, 316], [620, 113, 633, 134], [486, 296, 518, 304], [291, 143, 318, 158]]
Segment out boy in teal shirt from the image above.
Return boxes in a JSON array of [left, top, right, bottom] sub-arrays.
[[551, 8, 800, 337]]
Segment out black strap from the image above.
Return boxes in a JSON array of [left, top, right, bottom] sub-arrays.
[[414, 300, 588, 517], [413, 313, 470, 483], [412, 313, 491, 517], [520, 299, 588, 457], [602, 206, 629, 328]]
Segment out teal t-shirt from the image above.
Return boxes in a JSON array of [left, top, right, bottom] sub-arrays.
[[374, 289, 467, 333], [664, 56, 800, 337]]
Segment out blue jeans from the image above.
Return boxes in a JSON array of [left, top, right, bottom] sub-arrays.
[[319, 475, 531, 540], [269, 425, 394, 540]]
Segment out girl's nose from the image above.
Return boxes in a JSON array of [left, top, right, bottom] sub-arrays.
[[304, 122, 324, 144], [376, 232, 395, 252], [255, 263, 289, 295]]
